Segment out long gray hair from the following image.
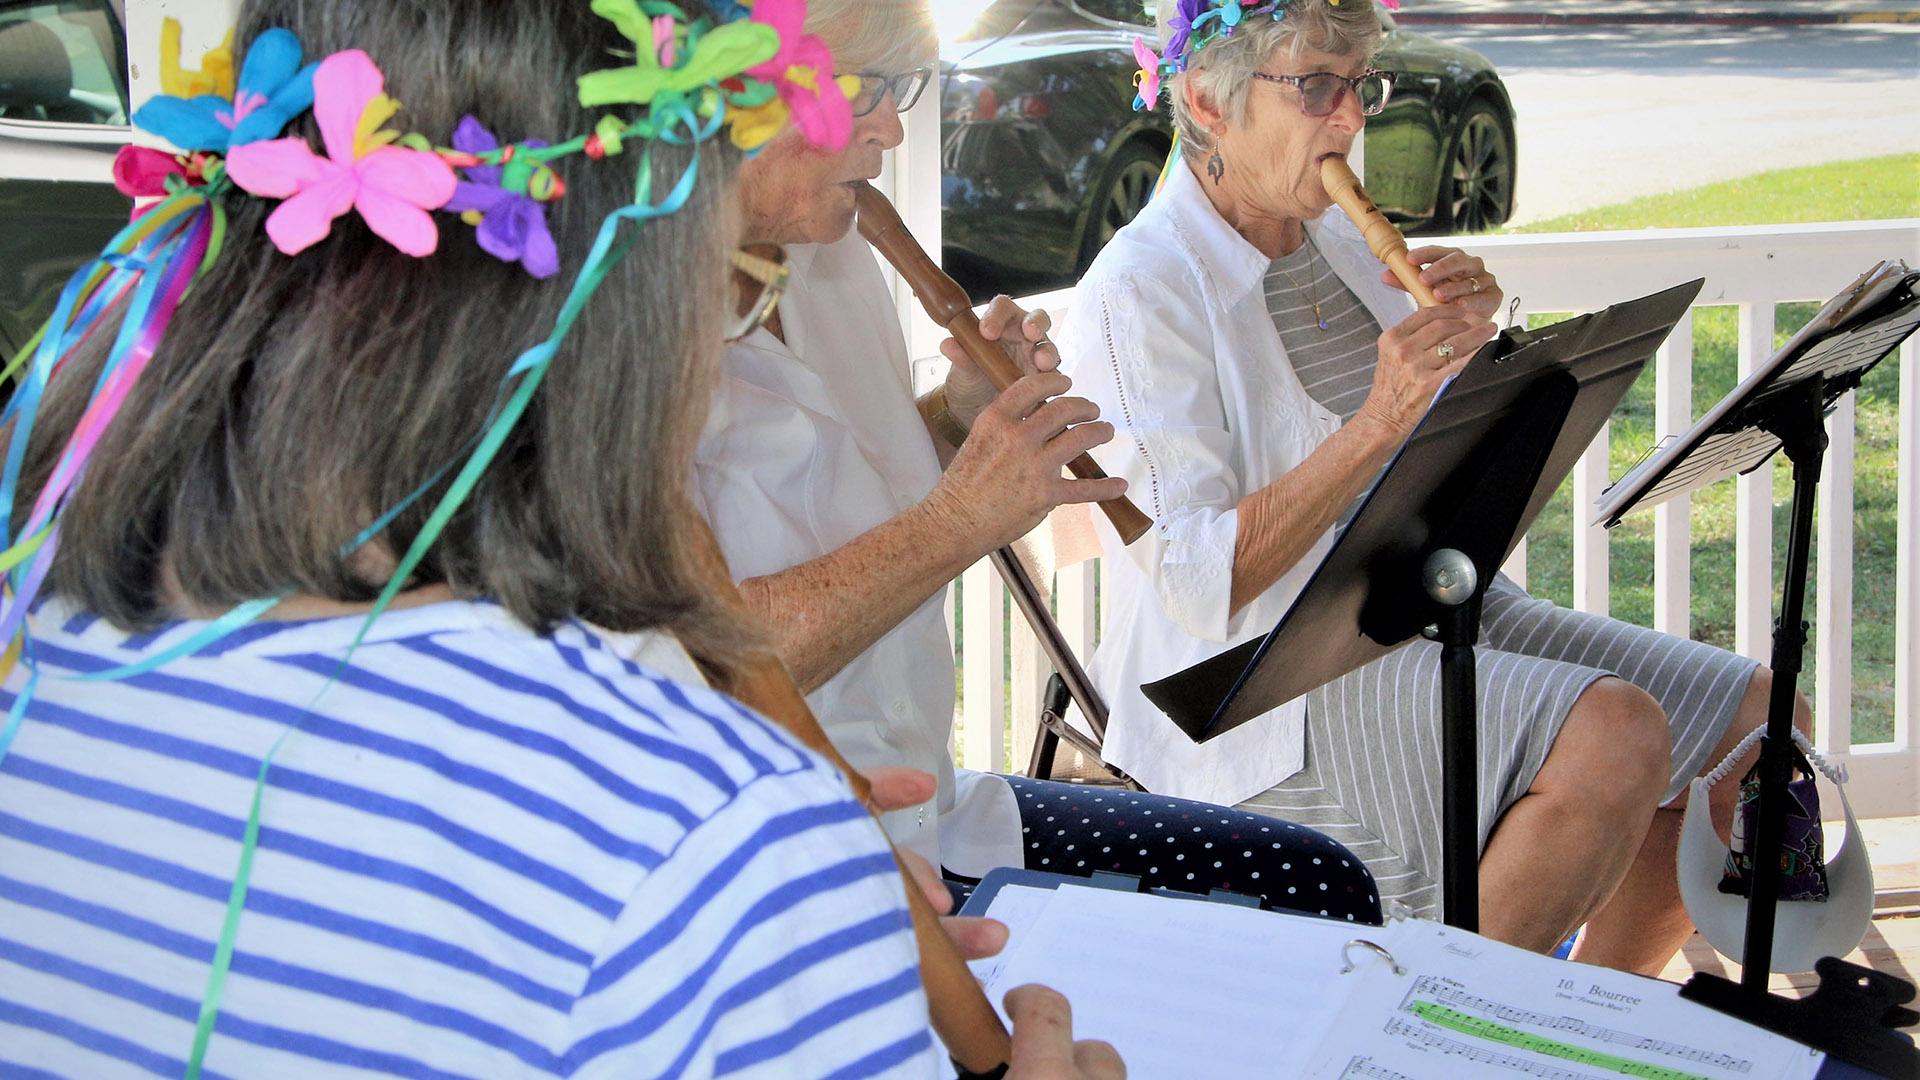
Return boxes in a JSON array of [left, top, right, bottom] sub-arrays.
[[12, 0, 749, 668], [1159, 0, 1384, 159]]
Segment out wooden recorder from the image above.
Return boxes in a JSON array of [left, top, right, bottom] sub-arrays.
[[1320, 155, 1443, 309], [855, 182, 1154, 546]]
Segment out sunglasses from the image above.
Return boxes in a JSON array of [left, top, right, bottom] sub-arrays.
[[1249, 68, 1394, 118], [848, 66, 935, 117], [726, 244, 789, 342]]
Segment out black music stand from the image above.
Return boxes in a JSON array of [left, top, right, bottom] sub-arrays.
[[1594, 261, 1919, 1073], [1141, 279, 1705, 932]]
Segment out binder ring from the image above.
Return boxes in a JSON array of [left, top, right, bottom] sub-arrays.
[[1340, 939, 1405, 976]]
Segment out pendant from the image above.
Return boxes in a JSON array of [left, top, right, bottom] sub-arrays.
[[1314, 304, 1329, 331]]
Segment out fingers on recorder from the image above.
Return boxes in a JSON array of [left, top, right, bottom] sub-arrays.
[[964, 372, 1128, 516]]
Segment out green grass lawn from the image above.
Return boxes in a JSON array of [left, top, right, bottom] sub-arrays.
[[1511, 155, 1916, 745], [1511, 155, 1920, 234]]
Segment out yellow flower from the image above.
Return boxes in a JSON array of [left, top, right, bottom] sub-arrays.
[[729, 73, 858, 151], [159, 19, 235, 101]]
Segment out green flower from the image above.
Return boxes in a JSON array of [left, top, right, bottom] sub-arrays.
[[577, 0, 778, 108]]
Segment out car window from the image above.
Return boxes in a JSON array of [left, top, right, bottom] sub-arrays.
[[0, 0, 127, 126], [1072, 0, 1152, 28]]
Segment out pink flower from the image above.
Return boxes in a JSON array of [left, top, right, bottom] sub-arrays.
[[226, 50, 455, 257], [112, 146, 211, 218], [746, 0, 853, 150], [1131, 37, 1163, 111]]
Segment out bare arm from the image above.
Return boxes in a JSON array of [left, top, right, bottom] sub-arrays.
[[1227, 296, 1502, 617], [736, 496, 976, 693], [738, 371, 1126, 692], [1229, 412, 1401, 615]]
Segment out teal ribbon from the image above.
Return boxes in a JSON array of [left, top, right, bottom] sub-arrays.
[[182, 135, 707, 1080]]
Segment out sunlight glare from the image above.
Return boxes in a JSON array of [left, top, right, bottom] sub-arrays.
[[932, 0, 1000, 47]]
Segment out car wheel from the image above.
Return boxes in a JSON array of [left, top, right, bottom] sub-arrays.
[[1078, 140, 1166, 269], [1436, 99, 1513, 233]]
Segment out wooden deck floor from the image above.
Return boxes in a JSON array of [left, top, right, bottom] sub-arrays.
[[1656, 814, 1919, 1013]]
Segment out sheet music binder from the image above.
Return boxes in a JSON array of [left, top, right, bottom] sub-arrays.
[[958, 869, 1870, 1078], [1142, 278, 1703, 743]]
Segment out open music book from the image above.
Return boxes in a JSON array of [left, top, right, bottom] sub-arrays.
[[1594, 259, 1919, 527], [968, 880, 1826, 1080]]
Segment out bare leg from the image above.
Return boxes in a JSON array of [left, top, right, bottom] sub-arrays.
[[1569, 668, 1814, 974], [1478, 677, 1670, 954]]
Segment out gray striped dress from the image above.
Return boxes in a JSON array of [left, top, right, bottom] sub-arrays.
[[1234, 236, 1758, 920]]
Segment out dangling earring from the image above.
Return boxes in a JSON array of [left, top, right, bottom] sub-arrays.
[[1207, 151, 1226, 185]]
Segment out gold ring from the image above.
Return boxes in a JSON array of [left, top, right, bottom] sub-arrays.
[[1436, 342, 1456, 360], [1468, 276, 1483, 293]]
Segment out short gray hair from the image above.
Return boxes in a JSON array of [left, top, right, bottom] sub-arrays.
[[807, 0, 938, 74], [1158, 0, 1384, 159]]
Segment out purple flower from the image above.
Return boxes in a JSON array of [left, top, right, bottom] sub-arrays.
[[1167, 0, 1208, 57], [443, 116, 560, 279]]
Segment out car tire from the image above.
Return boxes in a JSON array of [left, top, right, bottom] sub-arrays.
[[1435, 98, 1513, 234], [1077, 139, 1166, 270]]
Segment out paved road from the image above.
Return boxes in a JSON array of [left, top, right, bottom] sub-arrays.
[[1423, 21, 1920, 224]]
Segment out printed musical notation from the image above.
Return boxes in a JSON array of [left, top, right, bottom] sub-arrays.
[[1384, 1015, 1622, 1080], [1339, 1058, 1416, 1080], [1399, 977, 1756, 1073], [1302, 922, 1821, 1080]]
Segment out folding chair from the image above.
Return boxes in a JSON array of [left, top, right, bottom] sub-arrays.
[[991, 503, 1139, 789]]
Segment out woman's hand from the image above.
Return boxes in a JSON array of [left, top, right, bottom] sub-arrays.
[[1382, 245, 1504, 321], [941, 296, 1060, 427], [1356, 304, 1496, 439], [861, 766, 1124, 1078], [1004, 985, 1128, 1079], [923, 370, 1129, 551], [861, 766, 1011, 960]]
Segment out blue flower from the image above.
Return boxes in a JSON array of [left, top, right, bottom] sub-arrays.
[[133, 28, 318, 153]]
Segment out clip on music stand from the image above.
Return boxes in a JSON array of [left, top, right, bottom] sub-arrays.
[[1593, 262, 1919, 1074], [1141, 278, 1705, 933]]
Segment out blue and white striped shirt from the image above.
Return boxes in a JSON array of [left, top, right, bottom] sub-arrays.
[[0, 598, 940, 1078]]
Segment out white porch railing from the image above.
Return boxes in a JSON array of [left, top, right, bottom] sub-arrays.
[[918, 220, 1920, 820]]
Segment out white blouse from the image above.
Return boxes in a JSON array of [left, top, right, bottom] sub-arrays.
[[693, 231, 1021, 874], [1059, 162, 1417, 806]]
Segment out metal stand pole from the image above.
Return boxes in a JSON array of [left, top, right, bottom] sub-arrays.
[[1741, 380, 1827, 994], [1424, 549, 1483, 932]]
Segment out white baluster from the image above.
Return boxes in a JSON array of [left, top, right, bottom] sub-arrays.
[[1572, 423, 1611, 616], [1895, 337, 1918, 752], [1654, 310, 1693, 637], [1814, 395, 1855, 757], [1735, 303, 1777, 663], [961, 559, 1005, 771]]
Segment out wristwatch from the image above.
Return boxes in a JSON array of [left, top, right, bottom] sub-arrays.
[[921, 383, 972, 448]]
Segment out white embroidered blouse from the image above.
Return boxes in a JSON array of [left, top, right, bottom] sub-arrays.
[[1058, 162, 1417, 806], [693, 231, 1022, 874]]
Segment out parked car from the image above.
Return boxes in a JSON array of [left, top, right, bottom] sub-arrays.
[[939, 0, 1517, 299], [0, 0, 129, 358], [0, 0, 1518, 345]]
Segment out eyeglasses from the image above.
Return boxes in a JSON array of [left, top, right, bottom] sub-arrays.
[[848, 66, 935, 117], [1249, 68, 1394, 118], [726, 244, 789, 342]]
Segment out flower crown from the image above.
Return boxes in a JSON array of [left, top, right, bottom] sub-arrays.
[[0, 0, 847, 707], [115, 0, 854, 275], [1131, 0, 1396, 112], [0, 5, 859, 1066]]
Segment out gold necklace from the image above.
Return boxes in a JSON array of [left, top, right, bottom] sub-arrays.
[[1274, 237, 1329, 331]]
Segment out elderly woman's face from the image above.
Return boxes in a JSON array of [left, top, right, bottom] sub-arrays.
[[1220, 44, 1370, 222], [737, 95, 906, 247]]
